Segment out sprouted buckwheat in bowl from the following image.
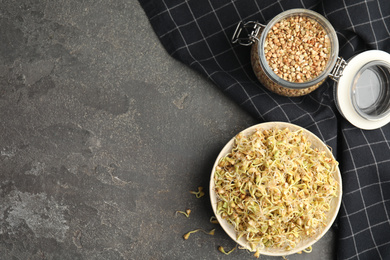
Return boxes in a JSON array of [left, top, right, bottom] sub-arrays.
[[209, 122, 342, 257]]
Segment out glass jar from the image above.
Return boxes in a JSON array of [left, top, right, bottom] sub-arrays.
[[233, 8, 390, 130], [233, 9, 339, 97]]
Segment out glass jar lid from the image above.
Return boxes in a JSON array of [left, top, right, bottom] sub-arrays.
[[334, 50, 390, 130]]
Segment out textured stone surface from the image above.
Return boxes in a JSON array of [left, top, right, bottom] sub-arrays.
[[0, 1, 336, 259]]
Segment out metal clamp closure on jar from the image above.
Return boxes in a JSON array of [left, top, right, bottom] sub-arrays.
[[231, 21, 265, 46], [329, 57, 347, 82], [232, 8, 390, 130]]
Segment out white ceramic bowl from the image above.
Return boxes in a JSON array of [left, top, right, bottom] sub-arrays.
[[209, 122, 342, 256]]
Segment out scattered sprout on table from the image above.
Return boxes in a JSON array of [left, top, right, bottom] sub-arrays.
[[218, 245, 237, 255], [176, 209, 191, 218], [254, 248, 261, 258], [210, 216, 219, 224], [183, 228, 216, 240], [190, 186, 205, 198]]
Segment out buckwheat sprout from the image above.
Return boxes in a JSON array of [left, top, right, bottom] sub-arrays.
[[218, 245, 237, 255], [183, 228, 215, 240], [176, 209, 191, 218], [214, 127, 338, 252], [210, 216, 219, 224], [190, 186, 205, 198], [303, 245, 313, 253]]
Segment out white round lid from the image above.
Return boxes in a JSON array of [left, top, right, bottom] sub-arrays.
[[335, 50, 390, 130]]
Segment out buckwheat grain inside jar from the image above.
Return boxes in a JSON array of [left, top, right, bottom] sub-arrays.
[[232, 9, 339, 97], [232, 8, 390, 130]]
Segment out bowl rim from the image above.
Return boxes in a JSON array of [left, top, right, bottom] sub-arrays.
[[209, 121, 342, 256]]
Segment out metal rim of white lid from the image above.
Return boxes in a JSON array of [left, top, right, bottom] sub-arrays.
[[336, 50, 390, 130]]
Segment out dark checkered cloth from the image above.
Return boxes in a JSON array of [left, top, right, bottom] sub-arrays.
[[138, 0, 390, 259]]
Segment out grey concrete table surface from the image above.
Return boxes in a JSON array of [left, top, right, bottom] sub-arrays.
[[0, 1, 336, 259]]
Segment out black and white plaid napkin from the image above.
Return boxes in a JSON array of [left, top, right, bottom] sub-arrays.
[[138, 0, 390, 259]]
